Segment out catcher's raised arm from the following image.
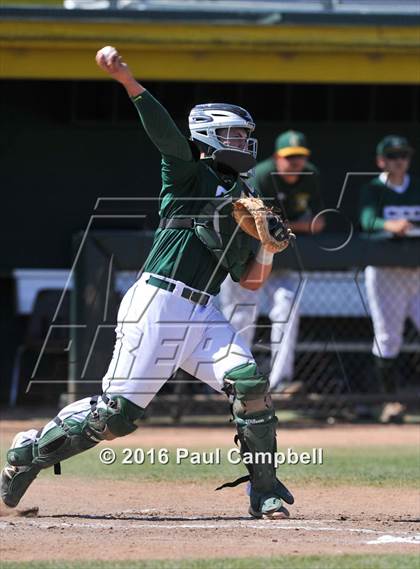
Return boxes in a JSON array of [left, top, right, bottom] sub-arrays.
[[96, 46, 193, 162]]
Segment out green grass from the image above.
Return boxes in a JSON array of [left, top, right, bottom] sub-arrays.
[[4, 444, 415, 488], [1, 556, 419, 569]]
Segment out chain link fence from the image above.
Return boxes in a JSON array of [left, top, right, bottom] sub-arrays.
[[151, 270, 420, 421], [12, 264, 419, 422]]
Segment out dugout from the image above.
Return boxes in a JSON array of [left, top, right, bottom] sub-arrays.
[[1, 1, 419, 413]]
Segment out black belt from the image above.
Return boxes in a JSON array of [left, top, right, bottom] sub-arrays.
[[159, 218, 194, 229], [146, 275, 210, 307], [158, 218, 212, 230]]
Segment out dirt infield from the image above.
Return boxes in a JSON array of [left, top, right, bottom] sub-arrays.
[[1, 481, 419, 561], [0, 422, 419, 562], [2, 421, 419, 448]]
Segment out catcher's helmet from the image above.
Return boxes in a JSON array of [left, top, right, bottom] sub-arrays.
[[188, 103, 257, 160]]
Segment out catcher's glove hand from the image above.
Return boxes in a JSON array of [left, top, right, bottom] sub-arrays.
[[232, 197, 295, 253]]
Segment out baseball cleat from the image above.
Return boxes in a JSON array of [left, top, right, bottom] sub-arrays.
[[259, 506, 290, 520], [249, 497, 290, 520], [1, 432, 40, 508], [248, 490, 291, 520]]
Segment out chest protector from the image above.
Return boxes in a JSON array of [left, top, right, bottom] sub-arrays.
[[195, 197, 254, 281], [159, 178, 257, 281]]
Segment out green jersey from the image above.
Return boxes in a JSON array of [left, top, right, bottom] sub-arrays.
[[359, 175, 420, 232], [250, 157, 321, 219], [132, 91, 254, 295]]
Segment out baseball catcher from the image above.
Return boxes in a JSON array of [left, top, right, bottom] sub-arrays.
[[1, 46, 294, 519]]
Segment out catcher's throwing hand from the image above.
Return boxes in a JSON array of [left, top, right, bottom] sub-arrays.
[[95, 46, 144, 98], [96, 46, 133, 83], [232, 197, 295, 254]]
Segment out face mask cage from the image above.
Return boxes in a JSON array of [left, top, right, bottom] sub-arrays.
[[191, 126, 257, 159], [215, 127, 258, 158]]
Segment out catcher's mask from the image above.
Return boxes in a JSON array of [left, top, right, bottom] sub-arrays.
[[188, 103, 257, 176]]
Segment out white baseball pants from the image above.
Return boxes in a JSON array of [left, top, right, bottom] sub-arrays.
[[17, 272, 254, 444], [365, 266, 420, 358]]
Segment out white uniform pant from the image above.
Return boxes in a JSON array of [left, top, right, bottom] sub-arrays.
[[219, 272, 301, 390], [20, 273, 254, 443], [365, 266, 420, 359]]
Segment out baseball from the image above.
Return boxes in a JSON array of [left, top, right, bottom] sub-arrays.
[[101, 46, 115, 58]]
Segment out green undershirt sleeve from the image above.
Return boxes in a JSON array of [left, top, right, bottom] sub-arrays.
[[131, 91, 193, 162], [359, 185, 386, 231], [360, 207, 386, 231]]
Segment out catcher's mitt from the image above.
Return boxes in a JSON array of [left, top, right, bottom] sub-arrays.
[[232, 197, 294, 253]]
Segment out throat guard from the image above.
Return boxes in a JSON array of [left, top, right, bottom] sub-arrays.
[[212, 148, 256, 175]]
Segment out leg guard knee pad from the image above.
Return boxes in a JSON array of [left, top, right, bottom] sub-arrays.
[[2, 396, 144, 509], [7, 395, 145, 471], [224, 361, 274, 434], [222, 362, 294, 513], [86, 395, 144, 441], [224, 361, 269, 402]]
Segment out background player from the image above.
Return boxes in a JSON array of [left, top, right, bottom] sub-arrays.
[[360, 135, 420, 422], [220, 131, 324, 391], [1, 46, 293, 520]]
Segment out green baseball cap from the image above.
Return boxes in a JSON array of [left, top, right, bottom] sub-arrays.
[[275, 130, 311, 157], [376, 135, 414, 156]]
